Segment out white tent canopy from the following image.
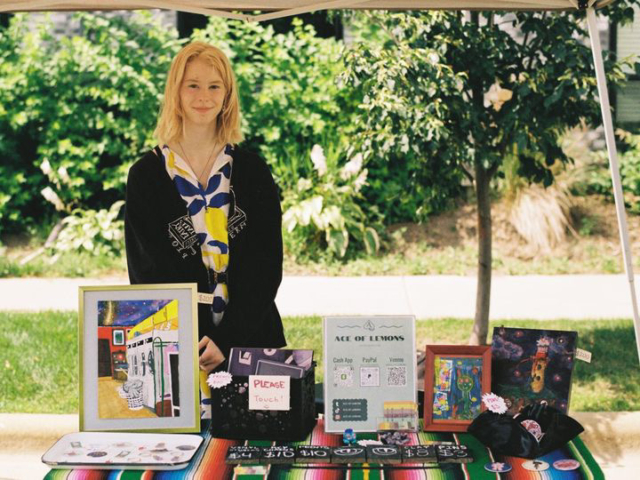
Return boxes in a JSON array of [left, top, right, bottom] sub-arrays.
[[2, 0, 639, 364], [0, 0, 615, 21]]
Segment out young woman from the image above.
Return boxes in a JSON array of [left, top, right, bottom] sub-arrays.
[[125, 41, 285, 374]]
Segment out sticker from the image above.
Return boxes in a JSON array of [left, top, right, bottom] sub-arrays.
[[484, 462, 512, 473], [523, 459, 550, 471], [87, 451, 108, 458], [177, 445, 196, 451], [248, 375, 290, 411], [360, 367, 380, 387], [576, 348, 592, 363], [553, 459, 581, 471], [482, 393, 508, 414], [521, 419, 544, 442], [207, 371, 233, 389]]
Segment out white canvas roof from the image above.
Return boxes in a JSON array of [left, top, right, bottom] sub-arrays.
[[0, 0, 615, 22]]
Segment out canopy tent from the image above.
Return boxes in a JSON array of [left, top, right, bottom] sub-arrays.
[[2, 0, 639, 364]]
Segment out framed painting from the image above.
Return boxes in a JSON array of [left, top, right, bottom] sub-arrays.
[[491, 327, 578, 414], [79, 284, 200, 433], [423, 345, 491, 432]]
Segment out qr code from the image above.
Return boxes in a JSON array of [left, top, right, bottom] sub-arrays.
[[386, 366, 407, 387], [333, 366, 354, 387], [360, 367, 380, 387]]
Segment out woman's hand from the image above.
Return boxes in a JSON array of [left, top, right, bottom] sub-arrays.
[[198, 336, 225, 373]]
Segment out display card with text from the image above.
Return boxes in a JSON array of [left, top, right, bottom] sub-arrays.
[[323, 316, 416, 433]]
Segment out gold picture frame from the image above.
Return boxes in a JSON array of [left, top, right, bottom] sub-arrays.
[[79, 284, 200, 433]]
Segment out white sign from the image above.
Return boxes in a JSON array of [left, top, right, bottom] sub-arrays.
[[323, 316, 417, 432], [248, 375, 290, 411]]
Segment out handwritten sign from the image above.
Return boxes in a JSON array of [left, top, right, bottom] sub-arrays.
[[248, 375, 290, 411]]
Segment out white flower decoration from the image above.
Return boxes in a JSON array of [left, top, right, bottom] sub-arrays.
[[207, 371, 233, 389], [340, 153, 363, 180], [482, 392, 508, 414], [41, 187, 65, 211], [310, 144, 327, 177], [483, 82, 513, 112]]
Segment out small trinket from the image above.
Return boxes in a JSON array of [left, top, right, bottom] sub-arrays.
[[343, 428, 357, 445]]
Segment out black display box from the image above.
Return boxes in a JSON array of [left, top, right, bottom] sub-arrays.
[[210, 364, 316, 441]]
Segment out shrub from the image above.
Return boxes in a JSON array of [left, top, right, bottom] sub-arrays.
[[571, 130, 640, 214], [0, 12, 181, 235], [282, 142, 382, 260]]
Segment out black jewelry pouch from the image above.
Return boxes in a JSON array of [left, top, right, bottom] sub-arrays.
[[467, 402, 584, 458]]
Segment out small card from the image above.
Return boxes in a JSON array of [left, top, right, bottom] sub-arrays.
[[402, 445, 437, 463], [294, 445, 332, 463], [366, 445, 402, 464], [261, 446, 296, 464], [331, 446, 367, 464], [197, 292, 214, 304], [436, 444, 473, 463], [576, 348, 592, 363], [225, 446, 262, 464], [248, 375, 290, 411]]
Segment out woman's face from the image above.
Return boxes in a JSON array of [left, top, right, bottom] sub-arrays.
[[179, 57, 227, 132]]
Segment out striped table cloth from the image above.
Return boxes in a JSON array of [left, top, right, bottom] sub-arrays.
[[44, 419, 604, 480]]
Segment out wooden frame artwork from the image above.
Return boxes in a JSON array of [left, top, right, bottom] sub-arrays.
[[79, 283, 200, 433], [423, 345, 491, 432]]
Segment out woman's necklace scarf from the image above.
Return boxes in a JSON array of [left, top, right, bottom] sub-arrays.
[[162, 144, 233, 326]]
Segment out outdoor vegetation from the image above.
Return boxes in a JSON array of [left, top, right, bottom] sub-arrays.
[[1, 6, 640, 341], [0, 312, 636, 413]]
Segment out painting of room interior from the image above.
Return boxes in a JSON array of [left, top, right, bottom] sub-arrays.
[[97, 299, 181, 420]]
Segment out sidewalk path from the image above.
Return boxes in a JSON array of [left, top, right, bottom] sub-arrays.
[[1, 274, 639, 319]]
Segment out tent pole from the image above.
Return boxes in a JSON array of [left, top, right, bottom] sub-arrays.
[[586, 7, 640, 365]]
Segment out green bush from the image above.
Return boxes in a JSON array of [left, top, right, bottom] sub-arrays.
[[281, 142, 382, 261], [571, 131, 640, 213], [0, 12, 181, 235], [194, 17, 361, 190]]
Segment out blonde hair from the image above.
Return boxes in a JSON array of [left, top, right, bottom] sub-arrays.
[[154, 41, 243, 146]]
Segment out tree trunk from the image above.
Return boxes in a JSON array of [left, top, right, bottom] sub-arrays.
[[468, 11, 492, 346], [470, 161, 492, 345]]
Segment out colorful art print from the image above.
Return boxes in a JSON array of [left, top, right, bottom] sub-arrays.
[[80, 284, 200, 433], [491, 327, 578, 414], [423, 345, 491, 432], [227, 347, 313, 377]]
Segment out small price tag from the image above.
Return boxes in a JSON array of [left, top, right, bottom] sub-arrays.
[[249, 375, 290, 411], [576, 348, 592, 363], [198, 293, 214, 305]]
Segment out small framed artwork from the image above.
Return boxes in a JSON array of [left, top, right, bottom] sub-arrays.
[[423, 345, 491, 432], [79, 284, 200, 433]]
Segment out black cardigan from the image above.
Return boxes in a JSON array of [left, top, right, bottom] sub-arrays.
[[124, 146, 286, 357]]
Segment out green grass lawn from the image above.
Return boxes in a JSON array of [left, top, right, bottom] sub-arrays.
[[1, 312, 638, 413]]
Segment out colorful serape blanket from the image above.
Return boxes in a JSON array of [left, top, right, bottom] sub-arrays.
[[44, 419, 603, 480]]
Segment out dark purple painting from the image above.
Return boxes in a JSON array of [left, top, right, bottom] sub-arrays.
[[491, 327, 578, 414]]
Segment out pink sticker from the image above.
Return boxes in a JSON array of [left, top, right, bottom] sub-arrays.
[[207, 371, 233, 389], [521, 419, 544, 442]]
